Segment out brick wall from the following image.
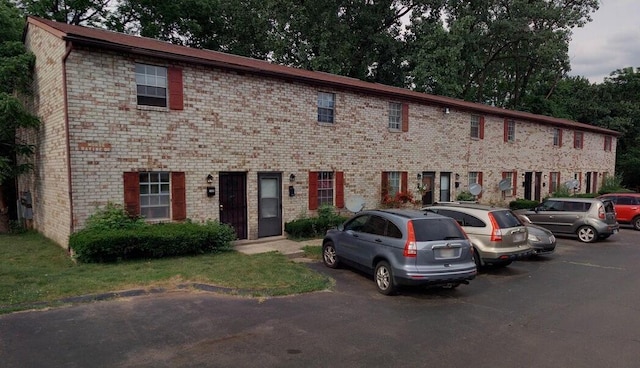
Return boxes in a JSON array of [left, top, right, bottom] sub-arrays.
[[24, 26, 617, 246]]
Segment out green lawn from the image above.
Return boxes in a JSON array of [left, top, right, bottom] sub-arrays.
[[0, 232, 331, 313]]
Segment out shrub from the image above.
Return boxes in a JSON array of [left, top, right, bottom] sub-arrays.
[[84, 202, 145, 230], [285, 205, 348, 239], [551, 185, 572, 198], [509, 198, 539, 210], [598, 174, 632, 195], [456, 191, 475, 201], [70, 220, 236, 263]]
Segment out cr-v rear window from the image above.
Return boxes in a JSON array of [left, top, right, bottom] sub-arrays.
[[412, 218, 466, 241], [491, 210, 523, 228]]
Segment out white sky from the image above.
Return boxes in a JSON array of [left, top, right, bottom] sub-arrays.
[[568, 0, 640, 83]]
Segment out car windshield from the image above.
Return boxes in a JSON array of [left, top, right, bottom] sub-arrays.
[[491, 210, 523, 228], [412, 218, 466, 241]]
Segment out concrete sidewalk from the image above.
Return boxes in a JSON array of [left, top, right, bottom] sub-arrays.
[[233, 236, 323, 259]]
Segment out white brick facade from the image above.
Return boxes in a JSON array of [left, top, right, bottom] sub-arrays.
[[21, 18, 618, 248]]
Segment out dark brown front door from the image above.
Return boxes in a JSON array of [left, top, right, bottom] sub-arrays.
[[421, 172, 435, 205], [219, 172, 247, 240]]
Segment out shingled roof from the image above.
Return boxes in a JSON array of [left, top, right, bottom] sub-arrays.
[[26, 16, 618, 136]]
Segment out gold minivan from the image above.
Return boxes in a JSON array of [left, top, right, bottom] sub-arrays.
[[423, 203, 532, 267]]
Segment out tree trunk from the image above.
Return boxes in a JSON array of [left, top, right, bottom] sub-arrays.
[[0, 186, 10, 233]]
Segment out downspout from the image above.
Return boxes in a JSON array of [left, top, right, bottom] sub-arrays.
[[62, 41, 75, 248]]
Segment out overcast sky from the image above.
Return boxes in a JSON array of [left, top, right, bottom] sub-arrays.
[[568, 0, 640, 83]]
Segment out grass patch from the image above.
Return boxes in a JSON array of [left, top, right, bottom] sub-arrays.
[[302, 245, 323, 261], [0, 232, 330, 313]]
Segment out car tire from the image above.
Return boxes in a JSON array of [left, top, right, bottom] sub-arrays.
[[577, 225, 598, 243], [322, 241, 340, 269], [633, 216, 640, 231], [472, 248, 483, 269], [375, 261, 397, 296]]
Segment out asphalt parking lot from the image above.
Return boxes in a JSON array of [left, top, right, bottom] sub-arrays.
[[2, 228, 639, 368]]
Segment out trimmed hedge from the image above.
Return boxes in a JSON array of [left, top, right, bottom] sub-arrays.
[[509, 198, 540, 210], [70, 221, 237, 263], [285, 206, 349, 238]]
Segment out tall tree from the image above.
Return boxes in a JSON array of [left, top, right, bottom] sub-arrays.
[[14, 0, 114, 25], [0, 0, 40, 232], [406, 0, 598, 109]]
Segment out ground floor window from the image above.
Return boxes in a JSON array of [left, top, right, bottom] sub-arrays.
[[124, 171, 186, 221], [308, 171, 344, 210]]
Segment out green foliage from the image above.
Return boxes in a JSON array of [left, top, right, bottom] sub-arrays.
[[552, 185, 572, 198], [509, 198, 540, 210], [456, 191, 475, 201], [83, 202, 145, 231], [285, 205, 348, 239], [598, 174, 631, 195], [70, 221, 237, 263]]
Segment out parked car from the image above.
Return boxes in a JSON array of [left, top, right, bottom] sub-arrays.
[[422, 203, 532, 268], [597, 193, 640, 230], [516, 197, 619, 243], [322, 209, 477, 295], [515, 214, 556, 255]]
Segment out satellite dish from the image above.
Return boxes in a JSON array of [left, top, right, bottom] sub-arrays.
[[345, 196, 366, 213], [563, 179, 579, 189], [498, 178, 512, 192], [469, 183, 483, 196]]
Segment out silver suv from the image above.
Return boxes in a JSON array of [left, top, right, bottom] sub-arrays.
[[423, 203, 532, 267], [517, 197, 619, 243], [322, 209, 477, 295]]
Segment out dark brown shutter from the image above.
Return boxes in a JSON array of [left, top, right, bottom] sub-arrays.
[[401, 171, 408, 193], [477, 172, 483, 199], [168, 67, 184, 110], [123, 172, 140, 217], [401, 103, 409, 132], [479, 116, 485, 139], [512, 170, 517, 197], [335, 171, 344, 208], [381, 172, 389, 201], [171, 172, 186, 220], [308, 172, 318, 210], [503, 119, 508, 142], [558, 129, 563, 147]]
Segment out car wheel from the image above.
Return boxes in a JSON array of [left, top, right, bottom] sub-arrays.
[[375, 261, 397, 295], [577, 226, 598, 243], [472, 249, 483, 269], [322, 241, 340, 269], [633, 216, 640, 231]]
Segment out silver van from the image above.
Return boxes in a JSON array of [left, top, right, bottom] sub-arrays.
[[517, 197, 619, 243]]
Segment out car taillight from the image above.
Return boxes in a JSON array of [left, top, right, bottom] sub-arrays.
[[598, 205, 605, 219], [404, 220, 417, 257], [488, 212, 503, 241]]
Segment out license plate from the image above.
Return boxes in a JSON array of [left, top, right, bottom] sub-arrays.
[[436, 248, 457, 259]]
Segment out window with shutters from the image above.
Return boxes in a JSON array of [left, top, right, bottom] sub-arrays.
[[308, 171, 344, 210], [470, 115, 484, 139], [505, 120, 515, 142], [135, 64, 183, 110], [553, 128, 562, 147], [574, 131, 584, 149], [123, 171, 186, 221], [388, 102, 401, 130]]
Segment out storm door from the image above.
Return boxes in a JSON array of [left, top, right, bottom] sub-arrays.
[[219, 172, 247, 240], [258, 173, 282, 238], [439, 172, 451, 202]]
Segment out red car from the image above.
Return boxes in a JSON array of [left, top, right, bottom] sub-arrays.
[[598, 193, 640, 230]]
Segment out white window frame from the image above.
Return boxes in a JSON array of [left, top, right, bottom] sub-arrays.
[[507, 120, 515, 142], [388, 102, 402, 130], [317, 171, 334, 207], [388, 172, 401, 196], [553, 128, 561, 146], [139, 172, 171, 220], [135, 64, 167, 107], [470, 116, 480, 138], [317, 92, 335, 123]]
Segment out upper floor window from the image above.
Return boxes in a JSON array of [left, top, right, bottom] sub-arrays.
[[604, 136, 612, 151], [574, 131, 584, 149], [317, 92, 335, 123], [470, 115, 484, 139], [553, 128, 563, 147], [135, 64, 167, 107], [504, 120, 515, 142], [388, 102, 402, 130]]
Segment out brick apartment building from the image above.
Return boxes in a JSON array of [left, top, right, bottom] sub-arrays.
[[20, 16, 618, 248]]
